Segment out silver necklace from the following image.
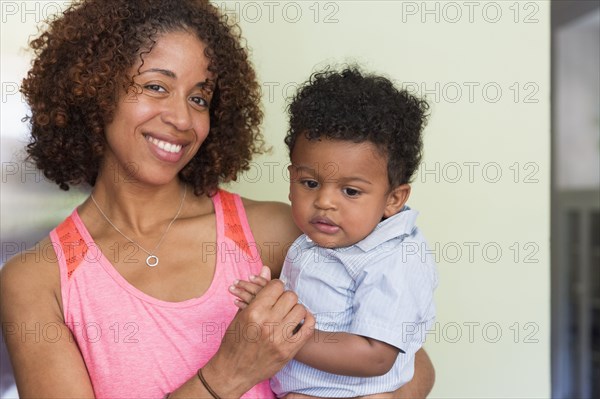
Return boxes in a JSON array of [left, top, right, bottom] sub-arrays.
[[90, 185, 187, 267]]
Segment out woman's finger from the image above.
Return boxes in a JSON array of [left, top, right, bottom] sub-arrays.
[[250, 279, 286, 307], [248, 274, 269, 287], [235, 279, 266, 294], [259, 265, 271, 280]]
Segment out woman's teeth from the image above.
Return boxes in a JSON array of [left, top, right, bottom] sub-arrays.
[[147, 136, 183, 153]]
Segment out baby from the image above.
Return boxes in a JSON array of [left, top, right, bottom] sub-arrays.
[[232, 67, 438, 397]]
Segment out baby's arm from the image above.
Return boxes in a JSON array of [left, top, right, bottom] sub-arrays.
[[295, 330, 399, 377], [230, 271, 399, 377]]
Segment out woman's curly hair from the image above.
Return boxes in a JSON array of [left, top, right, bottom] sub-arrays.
[[285, 67, 429, 186], [21, 0, 265, 195]]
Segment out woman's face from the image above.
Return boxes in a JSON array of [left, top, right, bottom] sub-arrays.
[[101, 30, 214, 187]]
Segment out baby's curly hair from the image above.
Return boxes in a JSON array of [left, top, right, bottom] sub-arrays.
[[285, 67, 429, 186], [21, 0, 264, 195]]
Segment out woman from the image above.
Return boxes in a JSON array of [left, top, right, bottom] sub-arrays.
[[0, 0, 434, 397]]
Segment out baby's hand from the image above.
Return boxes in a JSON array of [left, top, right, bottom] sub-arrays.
[[229, 265, 271, 309]]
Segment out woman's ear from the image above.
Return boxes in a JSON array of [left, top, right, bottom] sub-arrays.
[[383, 184, 411, 218]]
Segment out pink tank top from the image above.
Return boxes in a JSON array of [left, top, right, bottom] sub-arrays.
[[49, 189, 275, 398]]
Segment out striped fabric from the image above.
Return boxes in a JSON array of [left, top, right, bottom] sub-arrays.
[[272, 207, 438, 397]]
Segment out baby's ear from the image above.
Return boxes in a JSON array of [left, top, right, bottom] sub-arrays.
[[383, 184, 411, 218]]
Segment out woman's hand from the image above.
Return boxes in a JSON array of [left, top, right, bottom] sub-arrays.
[[202, 278, 316, 397]]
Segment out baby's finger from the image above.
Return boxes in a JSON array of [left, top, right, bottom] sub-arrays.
[[229, 284, 256, 304], [234, 299, 249, 310]]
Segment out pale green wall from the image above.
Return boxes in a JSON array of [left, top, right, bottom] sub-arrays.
[[1, 1, 550, 397], [226, 2, 551, 397]]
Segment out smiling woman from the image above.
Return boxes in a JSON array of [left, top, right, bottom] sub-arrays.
[[1, 1, 312, 397], [20, 0, 265, 195], [0, 0, 434, 398], [101, 31, 213, 186]]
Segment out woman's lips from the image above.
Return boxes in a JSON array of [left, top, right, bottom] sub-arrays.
[[144, 134, 186, 163], [146, 135, 183, 153]]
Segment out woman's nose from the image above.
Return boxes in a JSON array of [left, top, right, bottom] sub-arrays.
[[162, 96, 193, 131]]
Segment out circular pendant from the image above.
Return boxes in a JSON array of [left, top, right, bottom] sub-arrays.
[[146, 255, 159, 267]]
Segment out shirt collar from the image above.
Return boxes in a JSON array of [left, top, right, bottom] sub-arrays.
[[303, 206, 419, 252], [354, 206, 419, 252]]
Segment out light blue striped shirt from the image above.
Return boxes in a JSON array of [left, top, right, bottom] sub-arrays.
[[271, 207, 438, 397]]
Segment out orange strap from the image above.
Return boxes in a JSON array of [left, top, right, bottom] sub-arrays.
[[220, 191, 253, 259], [55, 216, 88, 279]]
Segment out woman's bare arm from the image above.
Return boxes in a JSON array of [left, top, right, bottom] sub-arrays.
[[242, 199, 302, 278], [393, 348, 435, 398], [0, 237, 95, 397]]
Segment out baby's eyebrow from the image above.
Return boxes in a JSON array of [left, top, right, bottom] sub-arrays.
[[339, 176, 373, 185], [292, 165, 373, 185], [292, 165, 315, 172], [290, 164, 319, 175]]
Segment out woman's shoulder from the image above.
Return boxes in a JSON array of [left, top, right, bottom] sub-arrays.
[[0, 235, 63, 321], [240, 197, 301, 274], [241, 196, 291, 218], [241, 197, 299, 238], [1, 235, 61, 285]]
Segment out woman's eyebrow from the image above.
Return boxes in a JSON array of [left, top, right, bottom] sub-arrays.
[[141, 68, 176, 78], [140, 68, 214, 90]]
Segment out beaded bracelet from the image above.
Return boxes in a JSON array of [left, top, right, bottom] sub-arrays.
[[197, 368, 222, 399]]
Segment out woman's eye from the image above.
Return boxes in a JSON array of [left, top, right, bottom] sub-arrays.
[[343, 188, 361, 197], [301, 180, 319, 189], [190, 96, 209, 107], [144, 84, 166, 92]]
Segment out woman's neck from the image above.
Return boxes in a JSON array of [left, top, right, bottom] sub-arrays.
[[89, 177, 187, 236]]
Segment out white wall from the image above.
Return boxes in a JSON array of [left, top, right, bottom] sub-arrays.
[[0, 1, 550, 397]]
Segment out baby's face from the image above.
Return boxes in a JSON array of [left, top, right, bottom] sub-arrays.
[[288, 136, 396, 248]]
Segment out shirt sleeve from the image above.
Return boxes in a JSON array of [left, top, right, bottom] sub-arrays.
[[348, 237, 438, 354]]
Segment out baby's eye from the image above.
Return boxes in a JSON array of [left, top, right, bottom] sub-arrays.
[[301, 180, 319, 189], [343, 187, 361, 197], [144, 84, 166, 92]]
